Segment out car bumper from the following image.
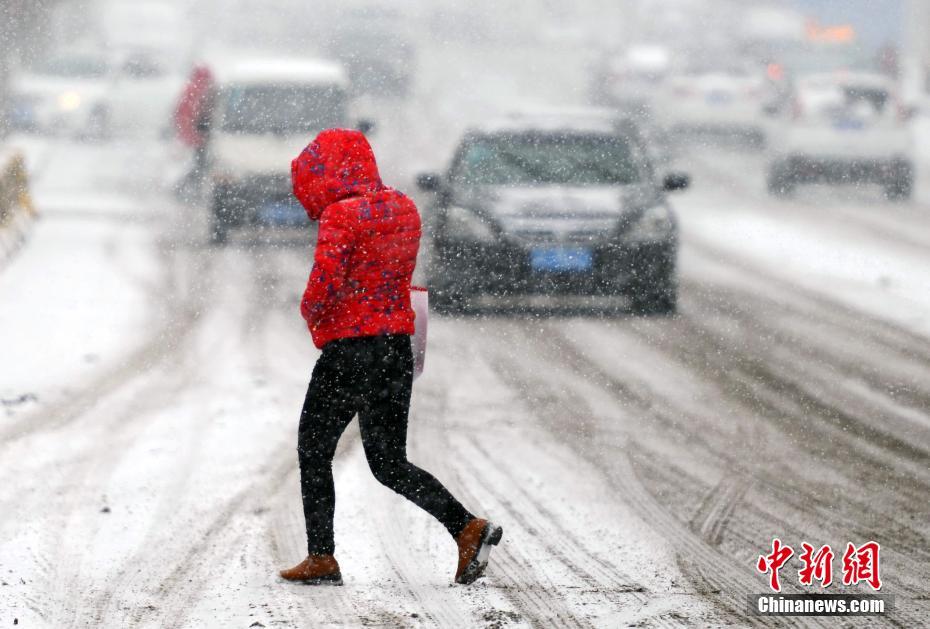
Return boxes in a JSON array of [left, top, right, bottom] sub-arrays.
[[777, 156, 911, 183], [430, 238, 676, 296], [213, 178, 307, 227]]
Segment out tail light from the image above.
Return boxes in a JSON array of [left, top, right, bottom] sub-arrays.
[[792, 97, 804, 120], [674, 86, 696, 98]]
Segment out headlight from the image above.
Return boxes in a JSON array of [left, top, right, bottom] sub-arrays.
[[624, 205, 675, 242], [57, 91, 82, 112], [443, 206, 496, 242]]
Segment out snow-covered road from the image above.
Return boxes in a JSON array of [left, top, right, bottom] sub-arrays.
[[4, 33, 930, 629]]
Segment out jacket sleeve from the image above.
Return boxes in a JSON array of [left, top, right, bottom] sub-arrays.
[[300, 205, 356, 327]]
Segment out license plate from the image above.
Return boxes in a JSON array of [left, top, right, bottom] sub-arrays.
[[259, 201, 307, 226], [833, 118, 865, 131], [706, 92, 732, 105], [530, 247, 593, 273]]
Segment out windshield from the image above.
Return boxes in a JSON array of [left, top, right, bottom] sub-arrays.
[[453, 134, 641, 186], [221, 84, 346, 134], [35, 56, 109, 79]]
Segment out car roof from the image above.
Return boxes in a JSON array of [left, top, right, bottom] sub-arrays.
[[471, 108, 625, 135], [212, 57, 348, 87]]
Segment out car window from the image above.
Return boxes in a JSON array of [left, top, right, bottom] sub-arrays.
[[452, 133, 641, 186], [221, 84, 346, 134]]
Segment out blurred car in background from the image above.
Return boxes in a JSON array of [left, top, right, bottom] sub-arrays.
[[203, 57, 369, 244], [416, 108, 690, 315], [589, 44, 672, 118], [107, 48, 188, 139], [10, 50, 115, 138], [659, 61, 769, 146], [767, 72, 913, 200]]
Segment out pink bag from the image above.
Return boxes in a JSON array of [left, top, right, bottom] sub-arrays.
[[411, 286, 428, 380]]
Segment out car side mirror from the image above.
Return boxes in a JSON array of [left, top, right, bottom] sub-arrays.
[[357, 119, 376, 135], [663, 172, 690, 192], [416, 172, 443, 192]]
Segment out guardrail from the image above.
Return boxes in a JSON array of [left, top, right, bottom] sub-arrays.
[[0, 151, 37, 267], [0, 153, 35, 225]]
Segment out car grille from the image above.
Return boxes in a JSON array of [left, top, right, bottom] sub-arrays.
[[502, 216, 616, 244]]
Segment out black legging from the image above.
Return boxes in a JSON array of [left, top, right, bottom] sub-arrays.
[[298, 334, 474, 555]]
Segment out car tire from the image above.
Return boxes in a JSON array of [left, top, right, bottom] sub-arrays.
[[884, 162, 913, 202], [629, 260, 678, 316], [210, 194, 232, 246], [630, 282, 677, 316], [430, 286, 469, 315], [767, 163, 795, 197]]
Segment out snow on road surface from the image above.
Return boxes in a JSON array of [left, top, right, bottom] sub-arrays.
[[4, 15, 930, 629]]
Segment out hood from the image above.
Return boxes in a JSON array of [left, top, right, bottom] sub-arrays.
[[291, 128, 383, 221]]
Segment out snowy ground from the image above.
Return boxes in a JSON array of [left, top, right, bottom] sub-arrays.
[[3, 20, 930, 629]]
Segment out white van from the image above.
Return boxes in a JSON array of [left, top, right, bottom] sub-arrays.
[[204, 57, 368, 243]]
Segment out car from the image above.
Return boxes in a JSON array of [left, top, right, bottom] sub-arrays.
[[766, 72, 913, 200], [589, 44, 672, 118], [201, 57, 371, 244], [105, 48, 188, 139], [10, 50, 115, 138], [416, 108, 690, 315], [659, 61, 770, 145]]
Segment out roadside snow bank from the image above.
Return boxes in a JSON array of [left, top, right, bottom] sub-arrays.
[[0, 141, 166, 423]]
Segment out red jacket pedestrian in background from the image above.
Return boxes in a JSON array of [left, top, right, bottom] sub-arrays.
[[174, 65, 214, 148], [280, 129, 502, 586]]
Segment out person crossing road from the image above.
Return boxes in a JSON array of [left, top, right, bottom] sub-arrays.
[[279, 128, 502, 586]]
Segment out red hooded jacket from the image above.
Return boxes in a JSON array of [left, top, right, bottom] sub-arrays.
[[292, 129, 421, 349], [174, 65, 214, 148]]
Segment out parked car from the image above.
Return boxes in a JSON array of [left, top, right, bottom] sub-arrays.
[[202, 57, 371, 243], [10, 50, 115, 138], [766, 72, 913, 200], [416, 108, 690, 314]]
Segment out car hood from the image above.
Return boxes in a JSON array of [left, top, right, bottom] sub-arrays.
[[456, 185, 655, 241], [212, 133, 310, 177]]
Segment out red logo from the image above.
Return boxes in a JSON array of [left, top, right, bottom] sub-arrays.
[[757, 540, 881, 592], [798, 543, 834, 587], [757, 538, 794, 592], [842, 542, 882, 590]]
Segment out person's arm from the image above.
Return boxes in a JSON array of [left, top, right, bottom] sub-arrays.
[[300, 205, 356, 328]]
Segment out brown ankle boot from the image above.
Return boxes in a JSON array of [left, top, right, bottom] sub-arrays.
[[279, 554, 343, 585], [455, 518, 503, 585]]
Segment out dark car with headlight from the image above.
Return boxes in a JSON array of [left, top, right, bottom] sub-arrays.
[[416, 109, 689, 314]]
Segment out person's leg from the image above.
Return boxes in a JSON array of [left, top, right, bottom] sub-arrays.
[[358, 336, 474, 538], [298, 342, 359, 556]]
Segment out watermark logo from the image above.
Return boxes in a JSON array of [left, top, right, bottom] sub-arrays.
[[757, 540, 882, 592], [753, 540, 888, 617]]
